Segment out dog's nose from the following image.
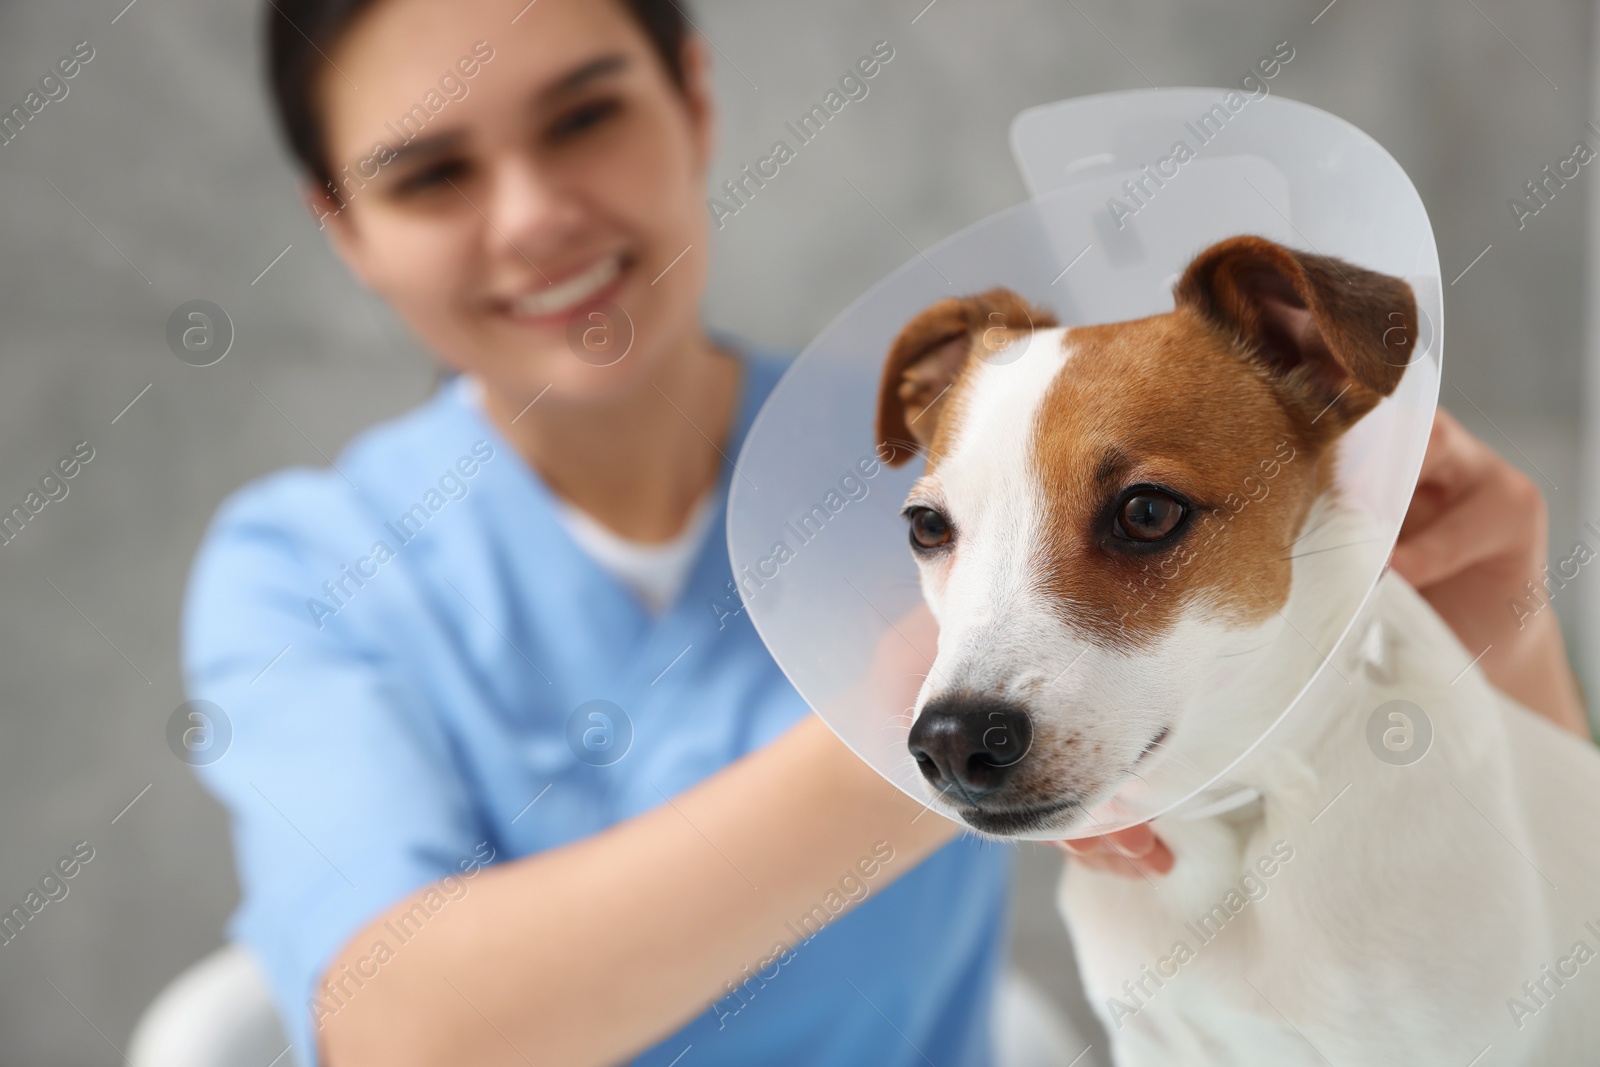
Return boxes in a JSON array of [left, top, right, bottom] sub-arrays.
[[907, 696, 1033, 801]]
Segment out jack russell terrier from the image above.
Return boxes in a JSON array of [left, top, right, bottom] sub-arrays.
[[875, 235, 1600, 1066]]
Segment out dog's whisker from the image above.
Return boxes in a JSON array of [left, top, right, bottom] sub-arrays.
[[1277, 537, 1383, 562], [1216, 638, 1277, 658], [1285, 510, 1339, 549], [880, 706, 919, 729], [1167, 754, 1205, 776], [1141, 737, 1206, 777]]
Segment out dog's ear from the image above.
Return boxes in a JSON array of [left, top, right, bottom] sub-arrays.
[[875, 288, 1056, 467], [1174, 236, 1416, 438]]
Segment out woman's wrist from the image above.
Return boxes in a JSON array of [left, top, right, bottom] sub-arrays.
[[803, 714, 961, 854], [1484, 608, 1591, 740]]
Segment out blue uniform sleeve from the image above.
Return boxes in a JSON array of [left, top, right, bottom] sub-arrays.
[[181, 470, 490, 1067]]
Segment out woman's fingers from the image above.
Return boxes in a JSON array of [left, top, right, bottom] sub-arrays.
[[1396, 410, 1487, 542], [1412, 408, 1485, 494], [1391, 468, 1541, 590], [1050, 824, 1174, 876], [1392, 410, 1544, 591], [1071, 823, 1157, 856]]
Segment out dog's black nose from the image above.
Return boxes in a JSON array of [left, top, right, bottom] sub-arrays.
[[908, 696, 1033, 801]]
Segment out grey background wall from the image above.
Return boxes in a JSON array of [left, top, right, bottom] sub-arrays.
[[0, 0, 1591, 1063]]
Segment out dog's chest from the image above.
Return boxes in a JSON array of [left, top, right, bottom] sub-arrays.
[[1053, 576, 1600, 1066]]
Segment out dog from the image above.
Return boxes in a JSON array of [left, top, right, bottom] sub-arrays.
[[874, 235, 1600, 1066]]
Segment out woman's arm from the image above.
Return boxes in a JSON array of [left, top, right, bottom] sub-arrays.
[[322, 712, 954, 1067]]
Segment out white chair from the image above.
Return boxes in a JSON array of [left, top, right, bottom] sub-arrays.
[[129, 945, 301, 1067], [131, 945, 1084, 1067]]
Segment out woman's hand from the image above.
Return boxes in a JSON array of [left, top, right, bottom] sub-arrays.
[[1390, 407, 1589, 739], [1052, 407, 1593, 878]]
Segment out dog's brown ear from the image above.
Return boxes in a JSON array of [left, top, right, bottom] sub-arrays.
[[1174, 236, 1416, 439], [875, 288, 1056, 467]]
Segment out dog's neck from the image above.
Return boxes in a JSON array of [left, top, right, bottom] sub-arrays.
[[1142, 491, 1390, 816]]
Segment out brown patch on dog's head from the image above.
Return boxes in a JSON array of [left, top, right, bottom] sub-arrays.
[[875, 289, 1057, 467], [1029, 236, 1416, 648]]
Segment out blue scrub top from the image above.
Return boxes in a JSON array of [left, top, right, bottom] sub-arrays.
[[181, 342, 1012, 1067]]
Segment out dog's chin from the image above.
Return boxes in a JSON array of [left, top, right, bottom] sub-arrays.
[[948, 797, 1084, 838]]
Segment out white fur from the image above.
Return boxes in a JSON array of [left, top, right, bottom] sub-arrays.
[[1063, 525, 1600, 1066]]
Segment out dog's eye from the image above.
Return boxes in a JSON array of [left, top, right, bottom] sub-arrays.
[[907, 507, 953, 550], [1115, 490, 1186, 542]]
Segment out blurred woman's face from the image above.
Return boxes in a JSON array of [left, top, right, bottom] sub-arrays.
[[317, 0, 714, 406]]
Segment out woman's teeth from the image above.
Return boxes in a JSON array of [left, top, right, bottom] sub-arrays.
[[510, 255, 622, 318]]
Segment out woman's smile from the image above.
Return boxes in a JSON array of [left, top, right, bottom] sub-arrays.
[[494, 249, 632, 325]]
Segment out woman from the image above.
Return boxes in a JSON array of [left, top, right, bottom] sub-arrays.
[[181, 0, 1589, 1064]]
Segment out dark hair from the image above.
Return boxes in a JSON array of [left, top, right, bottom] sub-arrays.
[[265, 0, 692, 187]]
